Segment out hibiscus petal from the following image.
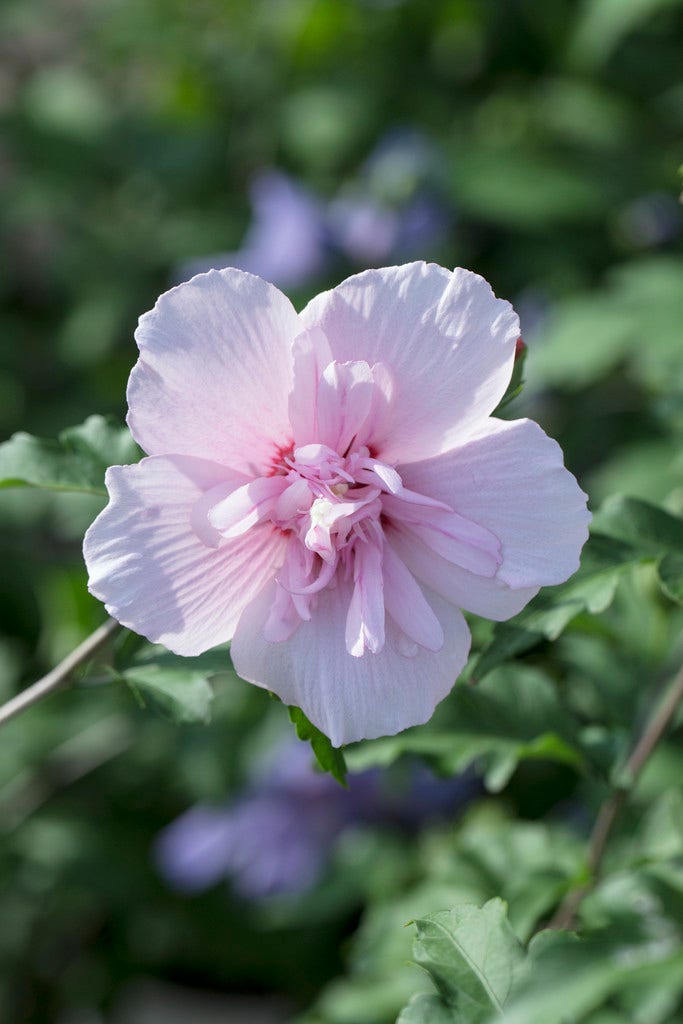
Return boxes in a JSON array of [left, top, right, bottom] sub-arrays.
[[128, 269, 302, 473], [317, 360, 375, 455], [345, 540, 385, 656], [287, 327, 334, 446], [299, 262, 519, 463], [382, 495, 501, 577], [230, 578, 470, 746], [207, 476, 287, 538], [273, 477, 314, 523], [383, 541, 444, 651], [264, 542, 310, 642], [354, 458, 403, 493], [400, 417, 591, 591], [387, 525, 539, 622], [84, 456, 287, 655]]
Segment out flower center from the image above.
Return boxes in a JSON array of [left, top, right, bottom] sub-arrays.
[[309, 497, 338, 529], [274, 442, 386, 564], [191, 355, 503, 657]]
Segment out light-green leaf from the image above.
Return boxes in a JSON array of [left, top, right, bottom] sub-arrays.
[[397, 993, 455, 1024], [410, 899, 524, 1022], [638, 789, 683, 862], [501, 927, 683, 1024], [0, 415, 140, 497], [119, 646, 231, 724]]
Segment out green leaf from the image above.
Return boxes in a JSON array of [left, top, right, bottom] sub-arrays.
[[530, 258, 683, 392], [410, 899, 524, 1022], [347, 665, 584, 791], [658, 553, 683, 604], [331, 896, 683, 1024], [308, 814, 584, 1024], [638, 789, 683, 862], [530, 298, 634, 388], [501, 927, 683, 1024], [118, 646, 231, 724], [454, 149, 605, 230], [593, 495, 683, 557], [397, 993, 455, 1024], [473, 531, 646, 679], [593, 495, 683, 605], [568, 0, 683, 70], [494, 344, 526, 414], [0, 415, 140, 497], [289, 705, 348, 787]]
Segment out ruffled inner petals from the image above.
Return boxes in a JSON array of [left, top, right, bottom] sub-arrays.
[[345, 536, 385, 657], [382, 494, 501, 577], [383, 541, 444, 652], [288, 327, 334, 446], [205, 476, 287, 539], [317, 360, 375, 455]]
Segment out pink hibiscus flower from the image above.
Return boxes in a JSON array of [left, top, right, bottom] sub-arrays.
[[84, 263, 590, 746]]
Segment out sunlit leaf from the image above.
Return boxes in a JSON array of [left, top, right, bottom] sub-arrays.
[[568, 0, 683, 70], [409, 899, 524, 1022], [396, 993, 455, 1023], [0, 416, 140, 497], [118, 646, 231, 724], [501, 926, 683, 1024]]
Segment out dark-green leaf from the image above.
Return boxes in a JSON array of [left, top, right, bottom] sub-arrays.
[[289, 705, 348, 786], [593, 495, 683, 605], [347, 665, 584, 791], [472, 525, 653, 680], [494, 343, 526, 414]]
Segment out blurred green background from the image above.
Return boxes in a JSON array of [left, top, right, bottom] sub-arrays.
[[1, 0, 682, 1021]]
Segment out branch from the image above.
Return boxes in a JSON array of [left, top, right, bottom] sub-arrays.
[[549, 661, 683, 931], [0, 618, 121, 729]]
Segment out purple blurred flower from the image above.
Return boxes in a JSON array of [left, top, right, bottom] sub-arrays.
[[328, 129, 452, 265], [155, 741, 479, 900], [178, 171, 330, 290], [176, 130, 453, 289], [394, 194, 450, 258], [327, 197, 399, 265]]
